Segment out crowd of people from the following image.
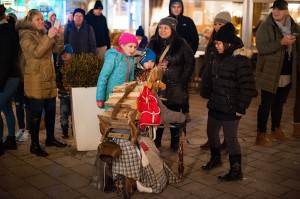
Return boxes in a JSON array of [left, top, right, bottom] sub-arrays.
[[0, 0, 299, 196]]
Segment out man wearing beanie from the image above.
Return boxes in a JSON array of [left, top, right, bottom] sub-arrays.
[[255, 0, 300, 145], [86, 0, 110, 57], [136, 26, 148, 51], [64, 8, 96, 54], [148, 16, 195, 150], [201, 22, 256, 181], [168, 0, 198, 123]]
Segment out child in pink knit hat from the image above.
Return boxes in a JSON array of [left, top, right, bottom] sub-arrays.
[[96, 32, 138, 109]]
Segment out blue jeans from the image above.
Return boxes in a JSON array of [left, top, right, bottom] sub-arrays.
[[13, 82, 30, 130], [29, 98, 56, 142], [60, 97, 71, 134], [0, 78, 19, 140]]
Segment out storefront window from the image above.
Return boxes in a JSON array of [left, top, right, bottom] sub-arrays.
[[103, 0, 143, 33]]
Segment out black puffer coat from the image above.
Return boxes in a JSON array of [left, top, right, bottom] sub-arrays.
[[148, 33, 195, 105], [207, 44, 256, 121]]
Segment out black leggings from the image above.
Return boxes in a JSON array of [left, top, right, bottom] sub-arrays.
[[207, 115, 241, 155]]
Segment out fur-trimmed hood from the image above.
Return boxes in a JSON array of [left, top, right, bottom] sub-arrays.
[[233, 47, 253, 59], [16, 19, 46, 35], [47, 11, 56, 22]]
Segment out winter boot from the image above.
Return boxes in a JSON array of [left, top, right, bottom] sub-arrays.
[[154, 128, 163, 147], [170, 126, 180, 151], [30, 111, 48, 157], [200, 140, 209, 150], [292, 123, 300, 138], [255, 131, 269, 146], [202, 147, 222, 170], [218, 154, 243, 181], [270, 128, 290, 142], [3, 136, 17, 150], [30, 142, 49, 157]]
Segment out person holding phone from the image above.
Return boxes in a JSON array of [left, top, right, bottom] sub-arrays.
[[255, 0, 300, 146], [148, 17, 195, 150], [16, 9, 67, 157]]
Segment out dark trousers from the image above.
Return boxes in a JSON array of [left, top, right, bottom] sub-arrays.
[[13, 83, 30, 130], [29, 98, 56, 144], [60, 97, 71, 133], [257, 83, 291, 132], [207, 115, 241, 155], [294, 80, 300, 123], [182, 96, 189, 114]]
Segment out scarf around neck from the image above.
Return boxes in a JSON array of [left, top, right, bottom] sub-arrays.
[[275, 15, 292, 60]]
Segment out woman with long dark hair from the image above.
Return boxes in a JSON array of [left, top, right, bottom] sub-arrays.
[[148, 17, 195, 150]]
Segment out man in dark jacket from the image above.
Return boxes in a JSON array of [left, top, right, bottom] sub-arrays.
[[255, 0, 300, 146], [168, 0, 199, 122], [64, 8, 96, 54], [0, 5, 20, 155], [86, 0, 110, 57], [169, 0, 199, 54]]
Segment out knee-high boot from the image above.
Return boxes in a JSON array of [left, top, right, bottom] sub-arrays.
[[218, 154, 243, 181], [170, 126, 180, 151], [30, 111, 48, 157], [154, 128, 163, 147]]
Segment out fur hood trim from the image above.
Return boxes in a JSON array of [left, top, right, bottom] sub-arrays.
[[16, 19, 46, 35], [233, 47, 253, 59]]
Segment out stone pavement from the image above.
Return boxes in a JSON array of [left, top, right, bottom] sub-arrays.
[[0, 92, 299, 199]]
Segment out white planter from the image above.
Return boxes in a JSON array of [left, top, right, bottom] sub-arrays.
[[71, 87, 104, 151]]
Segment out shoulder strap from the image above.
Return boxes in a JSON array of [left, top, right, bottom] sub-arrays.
[[159, 45, 170, 63]]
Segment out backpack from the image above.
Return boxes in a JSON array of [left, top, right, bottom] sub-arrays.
[[137, 86, 161, 131]]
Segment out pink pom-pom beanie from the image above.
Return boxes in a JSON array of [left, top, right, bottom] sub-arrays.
[[118, 32, 138, 47]]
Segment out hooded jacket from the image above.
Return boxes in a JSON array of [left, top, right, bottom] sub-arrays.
[[96, 48, 135, 109], [207, 42, 256, 120], [16, 19, 63, 99], [168, 0, 199, 54], [86, 9, 111, 49], [0, 19, 19, 91], [256, 13, 300, 94], [44, 11, 56, 31]]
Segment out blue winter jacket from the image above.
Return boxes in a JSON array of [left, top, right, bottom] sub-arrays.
[[96, 48, 135, 109]]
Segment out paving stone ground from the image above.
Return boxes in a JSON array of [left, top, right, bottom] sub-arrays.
[[0, 92, 299, 199]]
